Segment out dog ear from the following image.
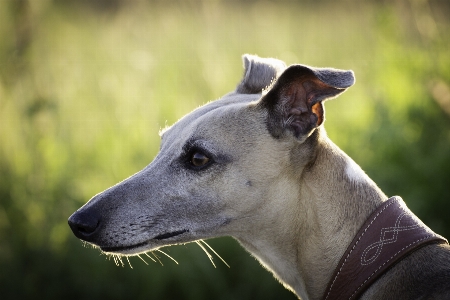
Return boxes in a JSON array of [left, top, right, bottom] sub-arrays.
[[260, 64, 355, 139], [236, 54, 286, 94]]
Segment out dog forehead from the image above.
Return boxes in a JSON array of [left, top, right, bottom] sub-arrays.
[[161, 93, 263, 148]]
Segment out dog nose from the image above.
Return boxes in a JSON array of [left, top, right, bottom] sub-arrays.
[[68, 210, 101, 241]]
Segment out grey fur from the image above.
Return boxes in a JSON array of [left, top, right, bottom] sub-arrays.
[[309, 67, 355, 89], [236, 54, 286, 94], [69, 55, 450, 300]]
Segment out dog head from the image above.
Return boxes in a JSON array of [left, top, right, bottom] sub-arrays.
[[68, 55, 354, 256]]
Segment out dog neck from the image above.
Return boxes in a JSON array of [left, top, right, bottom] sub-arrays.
[[235, 127, 387, 300]]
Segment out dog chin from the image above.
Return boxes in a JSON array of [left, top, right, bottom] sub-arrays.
[[99, 229, 191, 255], [100, 241, 152, 255]]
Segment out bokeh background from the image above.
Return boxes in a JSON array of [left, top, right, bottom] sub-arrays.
[[0, 0, 449, 299]]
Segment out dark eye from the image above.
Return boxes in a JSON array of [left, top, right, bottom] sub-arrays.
[[190, 151, 210, 167]]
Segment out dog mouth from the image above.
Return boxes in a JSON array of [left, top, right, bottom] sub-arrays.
[[100, 229, 190, 253], [153, 229, 189, 240]]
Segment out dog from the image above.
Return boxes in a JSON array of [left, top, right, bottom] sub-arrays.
[[69, 55, 450, 300]]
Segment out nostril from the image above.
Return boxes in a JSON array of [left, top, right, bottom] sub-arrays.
[[74, 221, 99, 235], [68, 210, 101, 241], [77, 226, 89, 234]]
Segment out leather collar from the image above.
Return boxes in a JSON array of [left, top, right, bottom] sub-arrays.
[[322, 196, 448, 300]]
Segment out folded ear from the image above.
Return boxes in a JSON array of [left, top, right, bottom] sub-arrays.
[[236, 54, 286, 94], [260, 64, 355, 139]]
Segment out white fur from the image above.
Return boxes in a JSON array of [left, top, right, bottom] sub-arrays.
[[345, 157, 367, 184]]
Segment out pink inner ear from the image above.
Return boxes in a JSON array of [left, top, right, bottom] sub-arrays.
[[260, 64, 350, 138], [281, 79, 326, 136], [311, 102, 324, 126], [286, 83, 308, 115]]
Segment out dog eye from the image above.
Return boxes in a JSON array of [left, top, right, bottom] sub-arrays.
[[190, 151, 210, 167]]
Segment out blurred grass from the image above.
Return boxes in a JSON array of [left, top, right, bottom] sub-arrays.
[[0, 0, 449, 299]]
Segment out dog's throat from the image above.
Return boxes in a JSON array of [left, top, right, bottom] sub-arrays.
[[153, 229, 189, 240]]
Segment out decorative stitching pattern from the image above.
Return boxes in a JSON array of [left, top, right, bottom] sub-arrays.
[[323, 200, 395, 300], [323, 196, 447, 300], [360, 212, 420, 266], [349, 235, 433, 300]]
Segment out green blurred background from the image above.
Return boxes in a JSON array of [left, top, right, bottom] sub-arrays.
[[0, 0, 449, 299]]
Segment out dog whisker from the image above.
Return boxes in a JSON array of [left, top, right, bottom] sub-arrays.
[[126, 256, 133, 269], [156, 249, 179, 265], [113, 255, 120, 267], [199, 240, 230, 268], [196, 240, 216, 268], [117, 255, 125, 267], [151, 251, 164, 266], [137, 254, 149, 265], [144, 252, 157, 263]]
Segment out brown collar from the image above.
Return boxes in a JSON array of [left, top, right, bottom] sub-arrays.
[[322, 196, 448, 300]]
